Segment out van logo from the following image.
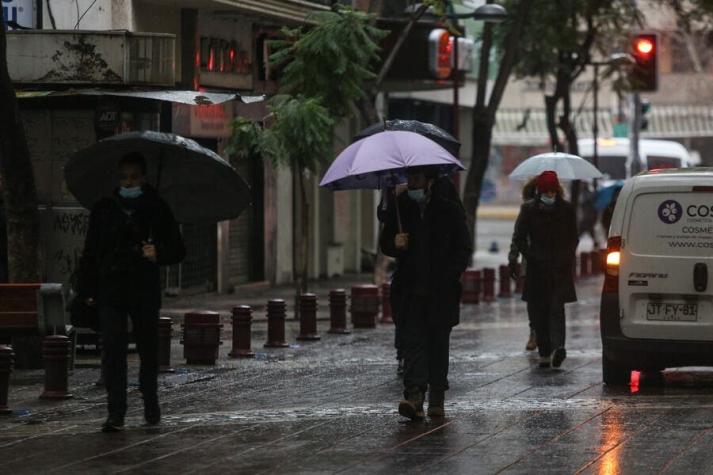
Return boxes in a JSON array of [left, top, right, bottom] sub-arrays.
[[658, 200, 682, 224]]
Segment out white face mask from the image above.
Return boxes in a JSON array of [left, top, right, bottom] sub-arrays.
[[540, 195, 556, 206], [119, 186, 143, 199]]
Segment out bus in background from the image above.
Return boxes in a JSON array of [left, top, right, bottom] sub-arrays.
[[578, 138, 697, 184]]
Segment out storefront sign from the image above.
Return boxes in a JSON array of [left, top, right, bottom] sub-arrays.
[[2, 0, 34, 30], [197, 12, 253, 90], [172, 102, 233, 138]]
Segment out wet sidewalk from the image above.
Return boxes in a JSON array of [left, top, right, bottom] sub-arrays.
[[2, 276, 713, 474]]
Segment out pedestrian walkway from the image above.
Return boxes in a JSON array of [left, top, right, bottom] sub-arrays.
[[2, 276, 713, 474]]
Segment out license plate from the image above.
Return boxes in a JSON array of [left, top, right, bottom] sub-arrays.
[[646, 302, 698, 321]]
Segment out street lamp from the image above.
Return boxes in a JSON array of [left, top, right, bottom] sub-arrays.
[[448, 2, 508, 140], [589, 53, 635, 184]]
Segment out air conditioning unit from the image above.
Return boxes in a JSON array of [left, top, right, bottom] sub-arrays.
[[7, 30, 175, 86]]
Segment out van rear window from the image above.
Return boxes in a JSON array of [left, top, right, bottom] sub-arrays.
[[627, 192, 713, 257], [584, 155, 626, 180], [648, 156, 681, 170]]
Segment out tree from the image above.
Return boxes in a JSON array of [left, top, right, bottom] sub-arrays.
[[462, 0, 532, 250], [229, 6, 384, 297], [0, 8, 41, 282]]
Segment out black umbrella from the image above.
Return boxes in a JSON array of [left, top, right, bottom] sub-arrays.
[[65, 131, 250, 224], [354, 119, 461, 157]]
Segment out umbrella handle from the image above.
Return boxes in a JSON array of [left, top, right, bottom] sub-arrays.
[[394, 188, 403, 234]]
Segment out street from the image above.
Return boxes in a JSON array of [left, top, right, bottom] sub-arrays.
[[2, 250, 713, 473]]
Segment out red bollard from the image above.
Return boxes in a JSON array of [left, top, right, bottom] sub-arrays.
[[515, 263, 525, 294], [182, 311, 223, 365], [328, 289, 350, 334], [158, 316, 174, 373], [229, 305, 255, 358], [590, 251, 603, 275], [380, 283, 393, 324], [265, 299, 290, 348], [40, 335, 73, 399], [0, 345, 14, 414], [461, 270, 481, 304], [351, 285, 380, 329], [482, 268, 496, 303], [498, 265, 512, 298], [580, 253, 591, 278], [297, 294, 321, 341]]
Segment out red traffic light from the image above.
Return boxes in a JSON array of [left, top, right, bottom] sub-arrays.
[[634, 37, 654, 56]]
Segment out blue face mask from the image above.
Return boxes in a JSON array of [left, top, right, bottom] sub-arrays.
[[119, 186, 143, 199], [540, 195, 556, 206], [408, 189, 426, 203]]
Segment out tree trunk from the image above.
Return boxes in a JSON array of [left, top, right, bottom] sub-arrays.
[[462, 108, 494, 259], [297, 170, 309, 296], [0, 9, 40, 282]]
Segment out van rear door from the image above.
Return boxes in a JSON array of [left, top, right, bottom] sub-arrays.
[[620, 186, 713, 341]]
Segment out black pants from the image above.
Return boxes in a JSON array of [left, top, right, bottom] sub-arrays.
[[100, 303, 159, 418], [400, 294, 452, 396], [527, 297, 565, 358]]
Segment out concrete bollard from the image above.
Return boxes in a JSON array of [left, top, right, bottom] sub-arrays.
[[182, 311, 222, 365], [0, 345, 14, 414], [297, 294, 321, 341], [515, 263, 525, 294], [40, 335, 73, 399], [380, 283, 393, 324], [580, 253, 591, 278], [350, 285, 380, 329], [482, 268, 496, 303], [157, 317, 174, 373], [461, 270, 481, 304], [590, 251, 603, 275], [264, 299, 290, 348], [498, 265, 512, 298], [328, 289, 350, 334], [229, 306, 255, 358]]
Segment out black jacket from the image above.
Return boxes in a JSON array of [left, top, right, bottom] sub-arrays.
[[77, 185, 185, 308], [380, 192, 471, 328], [509, 197, 578, 303]]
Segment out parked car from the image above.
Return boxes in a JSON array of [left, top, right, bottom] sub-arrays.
[[601, 168, 713, 385]]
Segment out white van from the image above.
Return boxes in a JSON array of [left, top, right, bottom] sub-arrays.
[[601, 168, 713, 384], [578, 138, 695, 184]]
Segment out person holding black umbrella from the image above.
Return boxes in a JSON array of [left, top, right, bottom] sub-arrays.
[[380, 165, 471, 420], [77, 152, 185, 432]]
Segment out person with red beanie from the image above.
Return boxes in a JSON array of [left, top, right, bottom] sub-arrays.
[[508, 170, 578, 368]]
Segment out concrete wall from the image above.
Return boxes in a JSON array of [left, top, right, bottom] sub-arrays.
[[43, 0, 134, 30]]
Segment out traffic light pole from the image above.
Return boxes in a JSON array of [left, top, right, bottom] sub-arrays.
[[592, 63, 600, 189], [628, 92, 642, 179]]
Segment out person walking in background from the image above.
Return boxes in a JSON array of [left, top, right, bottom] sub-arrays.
[[509, 176, 538, 352], [509, 171, 578, 369], [380, 166, 471, 420], [77, 152, 185, 432]]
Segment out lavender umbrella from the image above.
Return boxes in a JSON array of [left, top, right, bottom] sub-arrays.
[[320, 131, 465, 191]]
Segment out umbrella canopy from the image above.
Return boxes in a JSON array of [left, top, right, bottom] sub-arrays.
[[65, 131, 251, 224], [594, 181, 625, 211], [354, 119, 461, 157], [508, 152, 604, 182], [320, 131, 465, 191]]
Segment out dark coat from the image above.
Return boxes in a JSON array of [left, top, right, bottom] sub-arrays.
[[77, 185, 185, 309], [509, 198, 578, 304], [380, 192, 472, 328]]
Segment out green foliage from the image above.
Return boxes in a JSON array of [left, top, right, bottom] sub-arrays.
[[225, 117, 263, 160], [269, 6, 387, 117], [507, 0, 642, 82]]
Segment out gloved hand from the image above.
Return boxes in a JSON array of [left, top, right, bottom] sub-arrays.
[[508, 262, 519, 280]]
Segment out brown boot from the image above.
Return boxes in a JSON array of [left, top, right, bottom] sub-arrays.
[[398, 387, 425, 420], [427, 389, 445, 418], [525, 330, 537, 351]]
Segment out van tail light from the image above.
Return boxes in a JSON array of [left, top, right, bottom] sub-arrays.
[[604, 236, 622, 294]]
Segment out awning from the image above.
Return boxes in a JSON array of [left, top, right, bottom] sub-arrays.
[[493, 106, 713, 145], [16, 89, 265, 105]]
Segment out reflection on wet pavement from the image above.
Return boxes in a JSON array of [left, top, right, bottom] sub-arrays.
[[2, 278, 713, 473]]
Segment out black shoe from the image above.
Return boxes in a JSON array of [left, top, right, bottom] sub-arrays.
[[101, 415, 125, 433], [396, 358, 405, 377], [144, 398, 161, 426], [551, 347, 567, 368], [398, 387, 425, 420], [538, 356, 551, 369]]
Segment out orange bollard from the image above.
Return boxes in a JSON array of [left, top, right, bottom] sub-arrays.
[[265, 299, 290, 348], [498, 265, 512, 298], [328, 289, 350, 334], [461, 270, 481, 304], [350, 285, 380, 329], [482, 268, 496, 303], [182, 311, 222, 365], [0, 345, 13, 414], [158, 317, 174, 373], [297, 294, 321, 341], [229, 306, 255, 358], [380, 283, 393, 324]]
